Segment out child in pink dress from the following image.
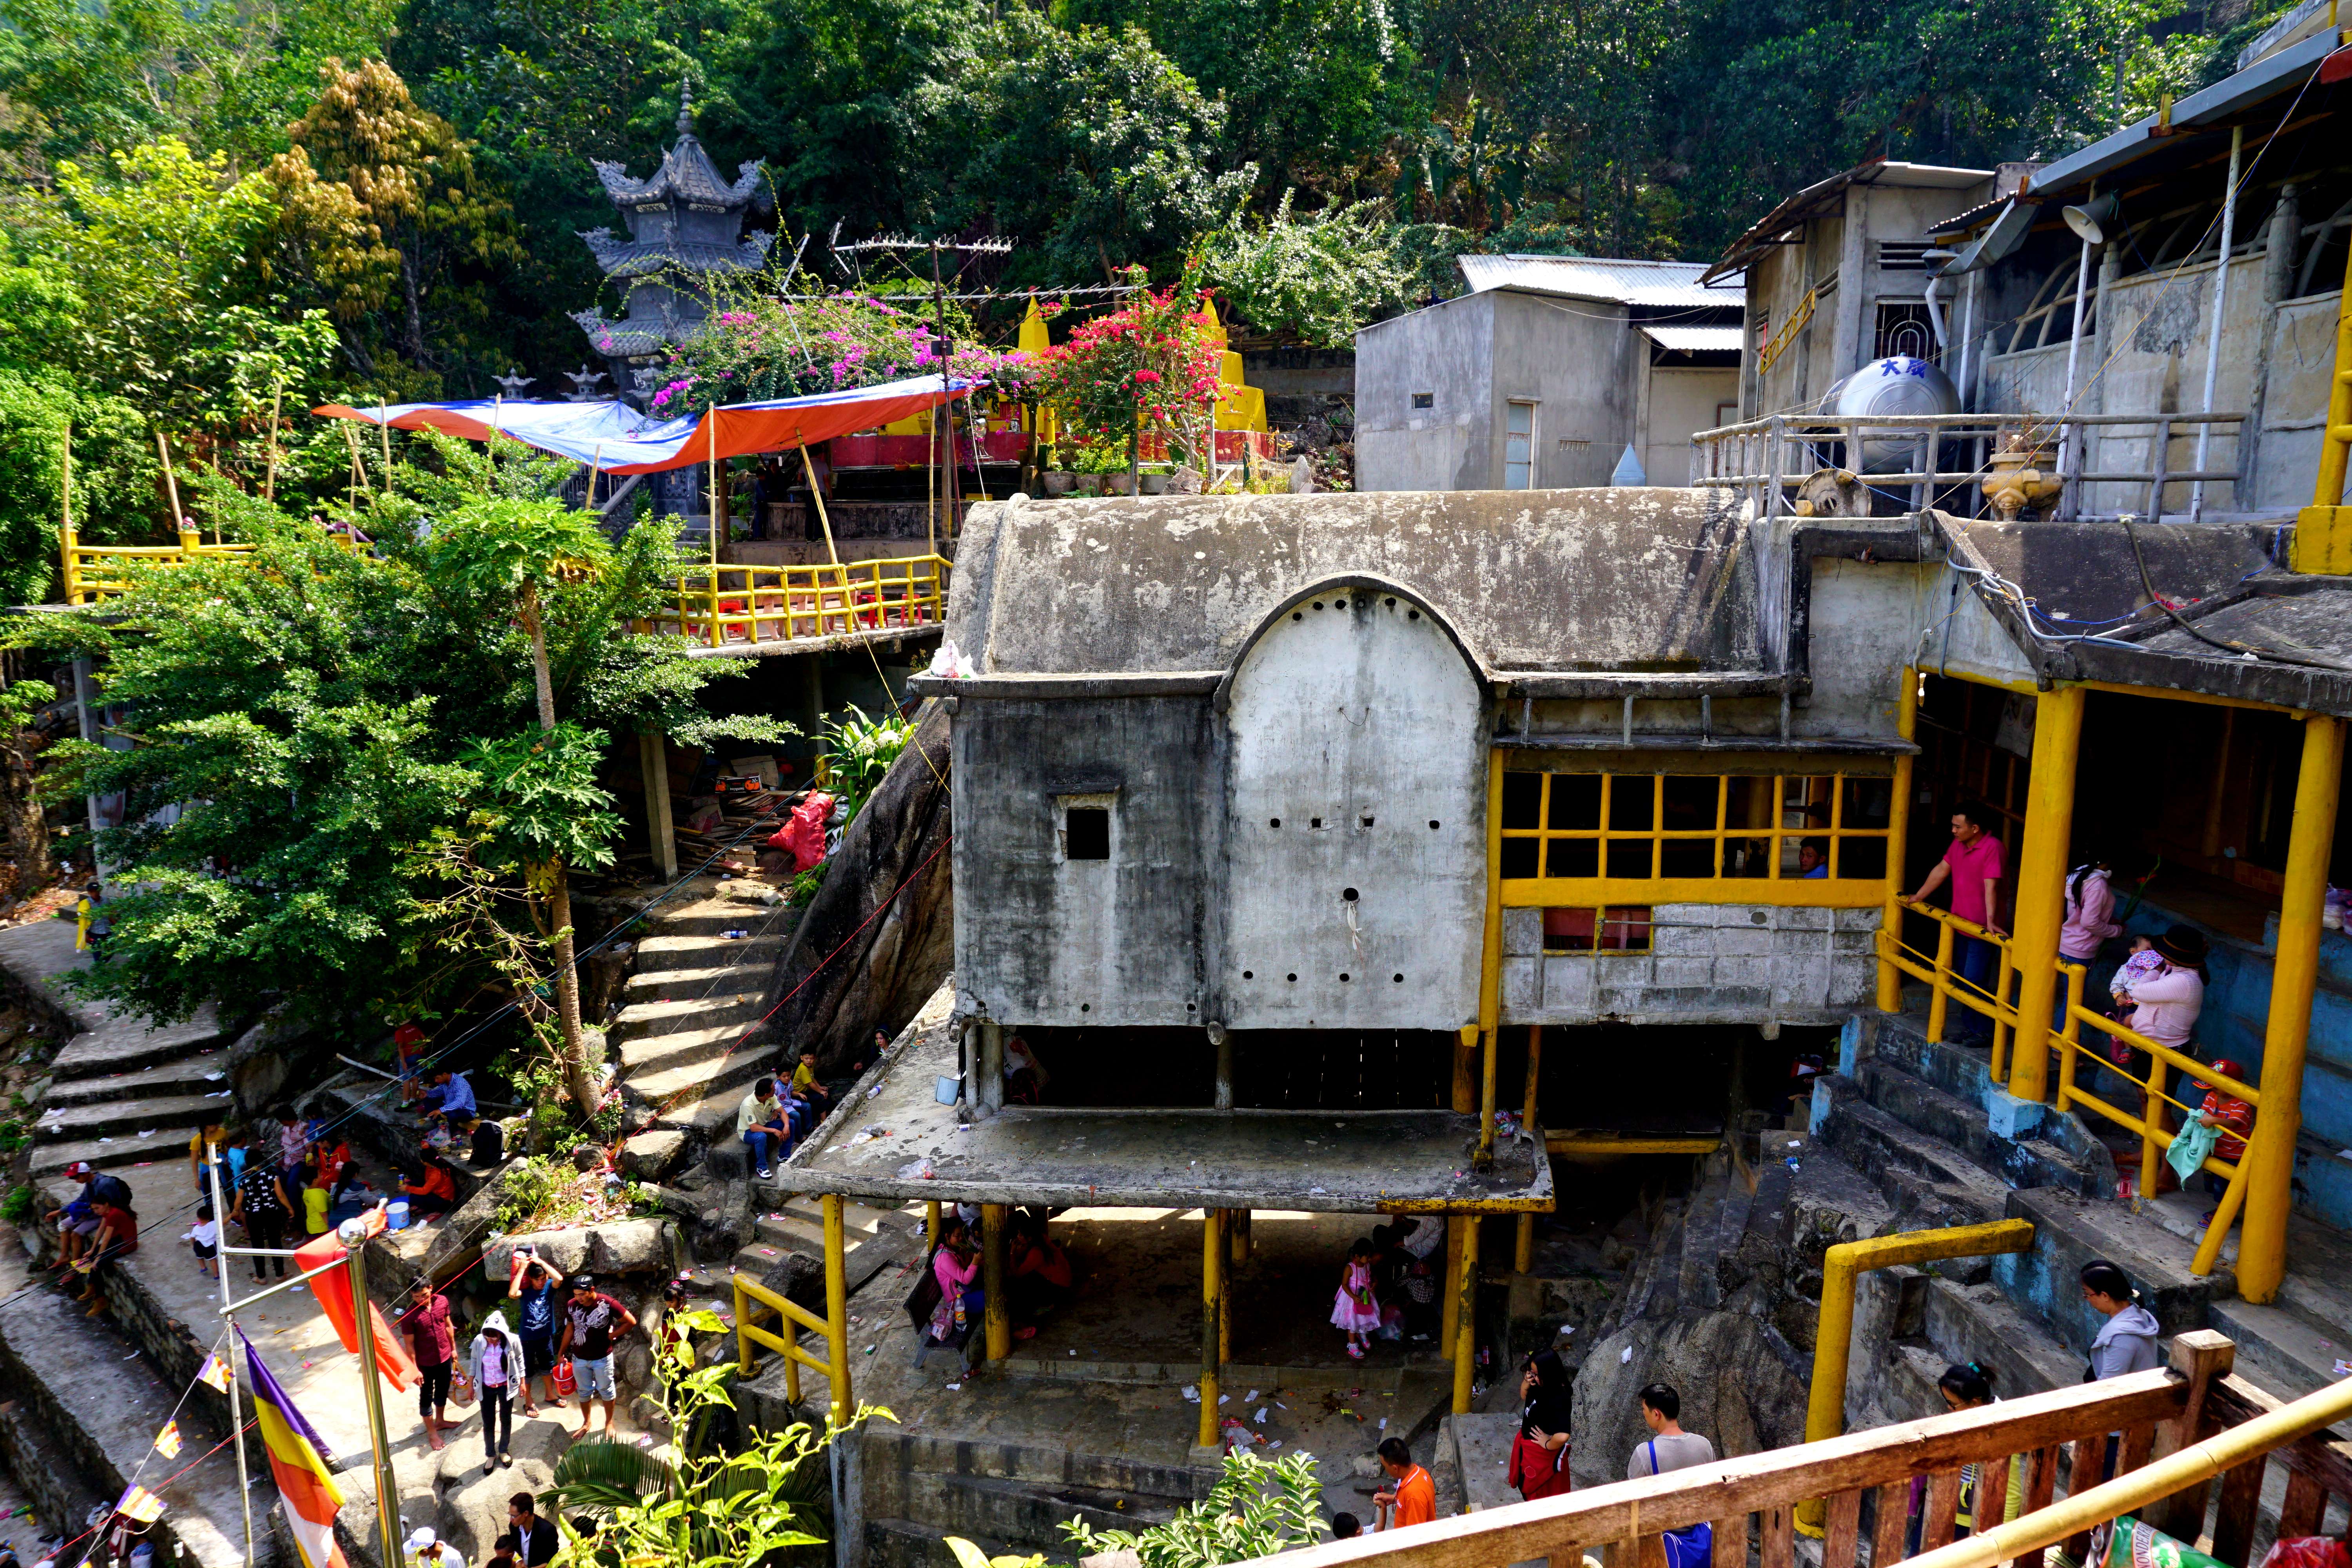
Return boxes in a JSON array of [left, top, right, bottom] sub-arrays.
[[1331, 1237, 1382, 1359]]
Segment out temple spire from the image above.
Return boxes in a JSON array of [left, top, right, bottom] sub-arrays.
[[677, 79, 694, 138]]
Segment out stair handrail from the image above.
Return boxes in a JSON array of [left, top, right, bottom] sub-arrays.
[[732, 1196, 852, 1428], [1877, 900, 2018, 1055], [1246, 1347, 2221, 1568]]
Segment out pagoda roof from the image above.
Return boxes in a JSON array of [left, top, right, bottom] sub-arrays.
[[571, 309, 682, 359], [579, 228, 775, 278], [592, 86, 768, 211]]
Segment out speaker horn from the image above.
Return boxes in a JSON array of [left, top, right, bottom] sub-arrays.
[[2063, 192, 2120, 245]]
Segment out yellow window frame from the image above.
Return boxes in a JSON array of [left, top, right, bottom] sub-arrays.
[[1498, 767, 1894, 908]]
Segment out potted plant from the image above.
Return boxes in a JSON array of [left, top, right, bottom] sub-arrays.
[[1029, 267, 1225, 501]]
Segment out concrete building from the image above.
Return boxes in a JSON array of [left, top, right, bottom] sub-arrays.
[[1353, 258, 1743, 492]]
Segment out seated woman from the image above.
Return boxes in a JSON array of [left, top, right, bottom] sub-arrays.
[[401, 1155, 460, 1221], [1008, 1217, 1073, 1321], [1003, 1036, 1049, 1104]]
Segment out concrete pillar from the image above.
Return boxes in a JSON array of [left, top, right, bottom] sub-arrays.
[[1211, 1023, 1233, 1111], [2239, 715, 2343, 1301], [1440, 1216, 1463, 1350], [2007, 685, 2086, 1104], [1515, 1025, 1543, 1272], [1878, 668, 1919, 1013], [981, 1202, 1010, 1361], [973, 1022, 1003, 1118], [1829, 187, 1870, 382], [639, 729, 678, 882]]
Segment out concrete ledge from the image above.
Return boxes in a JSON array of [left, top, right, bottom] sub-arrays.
[[1995, 1187, 2234, 1357]]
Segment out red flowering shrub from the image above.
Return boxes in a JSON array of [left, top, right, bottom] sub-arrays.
[[1029, 266, 1223, 468]]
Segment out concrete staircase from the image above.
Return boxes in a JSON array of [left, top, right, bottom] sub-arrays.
[[733, 1193, 916, 1286], [0, 919, 235, 1178], [608, 879, 800, 1156]]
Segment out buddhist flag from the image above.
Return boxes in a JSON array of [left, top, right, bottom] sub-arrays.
[[196, 1354, 232, 1392], [239, 1327, 346, 1568], [153, 1420, 182, 1458], [292, 1228, 418, 1391], [114, 1486, 165, 1524]]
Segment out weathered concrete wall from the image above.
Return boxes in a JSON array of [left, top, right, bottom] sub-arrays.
[[1802, 555, 1929, 738], [1354, 292, 1494, 491], [950, 694, 1217, 1027], [1500, 904, 1880, 1026], [1643, 365, 1739, 487], [2250, 288, 2339, 511], [1489, 290, 1635, 490], [1221, 589, 1488, 1031], [946, 487, 1759, 677]]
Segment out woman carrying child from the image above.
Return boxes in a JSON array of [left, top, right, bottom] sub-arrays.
[[1331, 1237, 1382, 1361]]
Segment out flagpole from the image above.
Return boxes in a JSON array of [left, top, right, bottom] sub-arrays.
[[341, 1222, 404, 1568], [209, 1145, 257, 1568]]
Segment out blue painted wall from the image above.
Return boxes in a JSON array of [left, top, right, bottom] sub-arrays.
[[2114, 899, 2352, 1233]]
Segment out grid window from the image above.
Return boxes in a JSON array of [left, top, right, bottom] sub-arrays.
[[1499, 769, 1894, 886], [1504, 401, 1537, 489]]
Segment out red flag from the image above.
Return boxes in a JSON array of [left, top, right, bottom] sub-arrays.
[[293, 1229, 419, 1391]]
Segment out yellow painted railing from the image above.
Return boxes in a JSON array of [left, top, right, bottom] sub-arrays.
[[733, 1192, 851, 1427], [1878, 900, 2018, 1055], [61, 526, 374, 606], [2054, 962, 2254, 1274], [645, 554, 947, 649]]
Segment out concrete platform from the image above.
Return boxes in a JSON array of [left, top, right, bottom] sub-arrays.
[[775, 1021, 1552, 1213]]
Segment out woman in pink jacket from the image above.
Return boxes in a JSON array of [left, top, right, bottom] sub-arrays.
[[2116, 926, 2209, 1189]]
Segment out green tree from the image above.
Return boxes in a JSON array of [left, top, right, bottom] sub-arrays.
[[1198, 192, 1423, 346], [419, 495, 615, 1116], [907, 13, 1257, 280], [1060, 1448, 1329, 1568]]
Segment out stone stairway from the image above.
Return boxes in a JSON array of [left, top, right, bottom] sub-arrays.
[[608, 877, 801, 1168], [733, 1193, 916, 1286], [0, 920, 234, 1178]]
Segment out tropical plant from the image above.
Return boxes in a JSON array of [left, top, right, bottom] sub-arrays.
[[818, 704, 918, 822], [547, 1336, 889, 1568], [945, 1541, 1046, 1568], [1196, 193, 1423, 348], [1060, 1448, 1329, 1568]]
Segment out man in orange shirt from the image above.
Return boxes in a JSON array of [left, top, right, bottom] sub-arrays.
[[1372, 1437, 1436, 1530]]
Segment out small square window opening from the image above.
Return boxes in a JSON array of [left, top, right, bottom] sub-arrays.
[[1063, 806, 1110, 860], [1411, 392, 1434, 410]]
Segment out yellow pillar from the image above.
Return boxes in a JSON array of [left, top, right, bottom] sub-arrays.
[[981, 1202, 1011, 1362], [2007, 685, 2086, 1103], [1515, 1025, 1543, 1272], [1198, 1209, 1223, 1448], [1451, 1214, 1480, 1415], [822, 1194, 851, 1428], [926, 1201, 940, 1248], [1440, 1216, 1463, 1350], [1477, 752, 1506, 1167], [1878, 668, 1918, 1012], [2290, 241, 2352, 573], [2239, 715, 2343, 1301], [1216, 1210, 1232, 1365], [1477, 1026, 1499, 1164]]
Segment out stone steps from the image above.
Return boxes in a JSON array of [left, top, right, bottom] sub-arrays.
[[2205, 1299, 2348, 1401], [641, 899, 791, 939], [1817, 1092, 2018, 1229], [34, 1089, 233, 1144], [612, 991, 766, 1047], [42, 1049, 232, 1106], [868, 1470, 1182, 1544], [632, 931, 790, 972], [47, 1009, 229, 1080], [628, 1036, 769, 1105], [622, 962, 764, 1002]]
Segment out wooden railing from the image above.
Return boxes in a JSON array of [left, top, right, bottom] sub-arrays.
[[642, 554, 947, 649], [1253, 1333, 2350, 1568], [1877, 902, 2017, 1056], [653, 555, 946, 648], [61, 526, 369, 606]]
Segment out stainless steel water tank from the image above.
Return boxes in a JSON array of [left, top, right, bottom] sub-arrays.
[[1822, 356, 1958, 472]]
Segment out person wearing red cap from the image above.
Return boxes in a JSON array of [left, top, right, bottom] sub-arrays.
[[2192, 1060, 2254, 1223]]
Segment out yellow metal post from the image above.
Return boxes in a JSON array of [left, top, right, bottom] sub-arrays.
[[981, 1201, 1011, 1362], [1926, 917, 1956, 1042], [822, 1193, 851, 1428], [926, 1201, 941, 1248], [2007, 685, 2085, 1103], [1198, 1209, 1223, 1449], [1477, 1026, 1499, 1165], [1796, 1219, 2037, 1532], [2290, 238, 2352, 572], [1440, 1215, 1463, 1351], [1451, 1214, 1479, 1415], [1477, 750, 1505, 1163], [1217, 1209, 1232, 1365], [1515, 1025, 1543, 1272], [1878, 669, 1919, 1012], [2239, 715, 2343, 1301]]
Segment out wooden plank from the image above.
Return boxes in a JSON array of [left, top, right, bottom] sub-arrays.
[[1708, 1515, 1744, 1568], [1762, 1505, 1794, 1568], [1237, 1370, 2186, 1568], [2150, 1330, 2234, 1541], [1972, 1453, 2011, 1535], [1824, 1488, 1863, 1568], [1870, 1481, 1908, 1568], [2062, 1437, 2104, 1566], [2209, 1457, 2265, 1566], [1922, 1470, 1962, 1553], [2120, 1424, 2157, 1477], [2278, 1470, 2327, 1539], [2015, 1445, 2059, 1568]]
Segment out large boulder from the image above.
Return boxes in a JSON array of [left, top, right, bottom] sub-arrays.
[[750, 703, 953, 1073], [1568, 1310, 1809, 1490]]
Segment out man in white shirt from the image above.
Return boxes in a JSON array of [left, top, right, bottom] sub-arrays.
[[408, 1528, 468, 1568]]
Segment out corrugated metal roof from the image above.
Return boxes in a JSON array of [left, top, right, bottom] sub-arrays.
[[1457, 254, 1742, 307], [1640, 325, 1745, 352]]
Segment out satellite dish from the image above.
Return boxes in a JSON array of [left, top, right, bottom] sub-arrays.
[[2063, 193, 2119, 246]]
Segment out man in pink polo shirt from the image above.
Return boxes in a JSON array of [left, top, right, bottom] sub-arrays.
[[1901, 800, 2007, 1044]]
